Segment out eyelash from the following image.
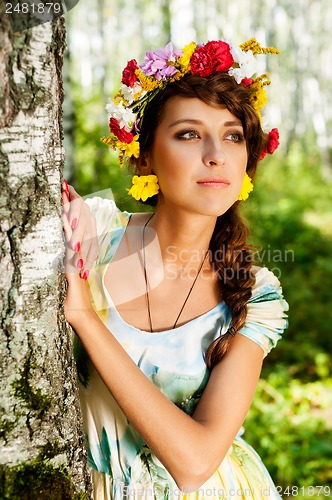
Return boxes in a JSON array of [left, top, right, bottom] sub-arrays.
[[226, 132, 245, 143], [177, 130, 200, 140], [176, 129, 245, 143]]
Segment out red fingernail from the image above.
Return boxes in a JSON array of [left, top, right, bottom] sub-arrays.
[[74, 241, 81, 253], [63, 189, 70, 201], [77, 258, 84, 269], [62, 180, 69, 195], [71, 218, 78, 230], [63, 187, 69, 198], [82, 269, 90, 281]]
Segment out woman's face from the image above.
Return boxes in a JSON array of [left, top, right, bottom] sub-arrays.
[[146, 96, 248, 217]]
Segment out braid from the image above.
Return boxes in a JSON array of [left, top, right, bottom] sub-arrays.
[[206, 207, 256, 369], [132, 72, 265, 367]]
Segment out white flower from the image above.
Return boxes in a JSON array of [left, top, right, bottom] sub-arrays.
[[261, 116, 270, 133], [229, 47, 257, 83], [105, 99, 137, 130], [120, 83, 145, 105]]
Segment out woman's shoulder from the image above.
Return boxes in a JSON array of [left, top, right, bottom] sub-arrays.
[[238, 266, 289, 357], [249, 266, 286, 303], [84, 196, 152, 230], [84, 196, 131, 233]]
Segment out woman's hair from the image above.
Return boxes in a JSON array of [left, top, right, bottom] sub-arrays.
[[131, 73, 266, 369]]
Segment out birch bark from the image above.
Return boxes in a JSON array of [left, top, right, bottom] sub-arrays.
[[0, 7, 91, 499]]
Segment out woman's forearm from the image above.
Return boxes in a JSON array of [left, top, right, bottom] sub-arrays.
[[71, 310, 239, 490]]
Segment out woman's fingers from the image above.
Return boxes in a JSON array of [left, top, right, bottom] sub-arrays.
[[68, 198, 85, 253], [62, 181, 99, 280], [62, 212, 77, 275], [80, 213, 99, 280], [62, 181, 70, 214], [62, 181, 82, 275]]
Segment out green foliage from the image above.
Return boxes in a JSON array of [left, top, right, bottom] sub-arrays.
[[243, 147, 332, 380], [242, 147, 332, 490], [245, 371, 332, 490]]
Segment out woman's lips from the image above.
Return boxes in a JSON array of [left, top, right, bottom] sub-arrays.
[[196, 177, 231, 188]]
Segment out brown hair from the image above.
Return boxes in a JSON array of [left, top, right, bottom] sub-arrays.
[[131, 73, 266, 369]]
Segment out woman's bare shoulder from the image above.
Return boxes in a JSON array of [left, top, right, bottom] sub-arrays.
[[129, 212, 154, 226], [251, 265, 262, 275]]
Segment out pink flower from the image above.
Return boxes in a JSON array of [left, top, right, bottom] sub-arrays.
[[122, 59, 139, 87], [140, 42, 183, 81], [109, 118, 134, 143], [190, 40, 234, 77]]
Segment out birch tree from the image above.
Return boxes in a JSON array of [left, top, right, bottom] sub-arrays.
[[0, 7, 91, 499]]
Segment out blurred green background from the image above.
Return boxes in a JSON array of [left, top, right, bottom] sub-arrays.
[[64, 0, 332, 496]]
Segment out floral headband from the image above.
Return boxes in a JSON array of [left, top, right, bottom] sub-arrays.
[[101, 38, 280, 168]]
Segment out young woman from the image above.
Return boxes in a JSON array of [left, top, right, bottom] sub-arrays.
[[63, 38, 288, 499]]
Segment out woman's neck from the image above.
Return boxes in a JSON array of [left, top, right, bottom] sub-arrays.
[[149, 205, 217, 266]]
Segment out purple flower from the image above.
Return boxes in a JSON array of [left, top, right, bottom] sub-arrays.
[[140, 42, 183, 81], [134, 117, 141, 134]]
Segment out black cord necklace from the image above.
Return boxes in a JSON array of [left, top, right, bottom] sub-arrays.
[[142, 213, 209, 332]]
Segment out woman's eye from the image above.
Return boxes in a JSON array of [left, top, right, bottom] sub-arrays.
[[178, 130, 199, 140], [226, 132, 245, 143]]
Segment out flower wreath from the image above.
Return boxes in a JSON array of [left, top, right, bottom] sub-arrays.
[[101, 38, 280, 201]]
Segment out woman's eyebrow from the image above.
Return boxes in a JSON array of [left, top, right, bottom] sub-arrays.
[[168, 119, 243, 128], [224, 120, 243, 127], [168, 119, 203, 128]]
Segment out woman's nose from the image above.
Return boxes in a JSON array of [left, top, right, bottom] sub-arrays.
[[202, 139, 226, 167]]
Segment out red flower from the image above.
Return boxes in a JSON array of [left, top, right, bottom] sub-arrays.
[[259, 149, 267, 161], [109, 118, 134, 143], [122, 59, 139, 87], [259, 128, 280, 160], [240, 77, 253, 87], [190, 41, 234, 77], [266, 128, 280, 154]]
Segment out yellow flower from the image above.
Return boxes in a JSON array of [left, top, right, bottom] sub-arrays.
[[237, 172, 254, 201], [127, 175, 159, 201], [117, 136, 140, 158], [136, 69, 163, 92], [240, 38, 280, 55], [178, 42, 196, 71], [100, 135, 140, 167], [251, 86, 267, 112]]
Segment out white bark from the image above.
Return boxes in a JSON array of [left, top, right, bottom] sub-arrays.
[[0, 8, 91, 498]]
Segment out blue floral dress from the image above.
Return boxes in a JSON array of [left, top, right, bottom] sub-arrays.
[[75, 197, 289, 499]]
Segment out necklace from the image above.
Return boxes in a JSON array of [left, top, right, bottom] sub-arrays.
[[142, 213, 209, 332]]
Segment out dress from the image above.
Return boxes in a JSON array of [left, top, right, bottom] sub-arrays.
[[75, 197, 289, 500]]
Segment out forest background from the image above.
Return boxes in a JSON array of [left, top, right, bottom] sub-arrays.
[[1, 0, 331, 497], [63, 0, 332, 495]]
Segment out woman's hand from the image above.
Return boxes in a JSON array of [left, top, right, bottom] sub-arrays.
[[62, 180, 98, 326]]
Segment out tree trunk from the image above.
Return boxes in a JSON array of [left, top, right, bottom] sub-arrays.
[[0, 8, 92, 500]]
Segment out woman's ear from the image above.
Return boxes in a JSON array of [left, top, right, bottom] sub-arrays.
[[136, 152, 152, 175]]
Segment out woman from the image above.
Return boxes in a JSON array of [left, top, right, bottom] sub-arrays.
[[63, 38, 288, 499]]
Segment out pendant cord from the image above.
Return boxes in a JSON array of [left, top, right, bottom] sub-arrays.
[[142, 213, 155, 333], [171, 249, 209, 329], [142, 213, 209, 332]]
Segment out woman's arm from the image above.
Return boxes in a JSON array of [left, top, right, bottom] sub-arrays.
[[62, 183, 264, 492], [65, 275, 263, 492]]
